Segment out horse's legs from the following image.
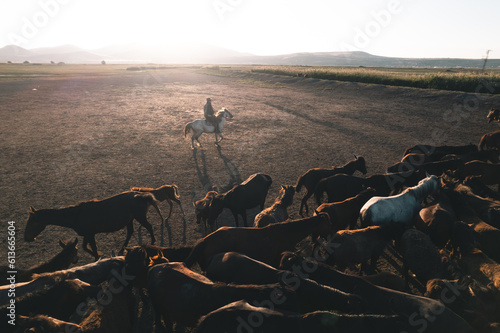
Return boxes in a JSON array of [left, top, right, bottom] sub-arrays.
[[215, 133, 224, 145], [232, 211, 240, 227], [299, 192, 311, 216], [166, 199, 173, 220], [119, 222, 135, 255], [136, 215, 156, 245], [86, 235, 101, 261], [240, 212, 249, 227], [82, 237, 94, 258]]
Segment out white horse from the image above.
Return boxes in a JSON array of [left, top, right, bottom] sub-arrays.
[[184, 108, 233, 149], [360, 175, 440, 227]]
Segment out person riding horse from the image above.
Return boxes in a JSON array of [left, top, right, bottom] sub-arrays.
[[204, 98, 219, 133]]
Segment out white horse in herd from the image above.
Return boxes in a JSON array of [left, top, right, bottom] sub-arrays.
[[184, 108, 233, 149]]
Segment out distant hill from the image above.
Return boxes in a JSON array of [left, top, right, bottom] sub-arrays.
[[0, 44, 498, 68]]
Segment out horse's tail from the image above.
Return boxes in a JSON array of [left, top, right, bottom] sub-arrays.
[[184, 238, 207, 269], [172, 184, 181, 201], [184, 122, 193, 138], [295, 174, 306, 193]]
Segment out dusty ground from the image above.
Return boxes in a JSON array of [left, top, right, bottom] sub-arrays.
[[1, 65, 499, 328]]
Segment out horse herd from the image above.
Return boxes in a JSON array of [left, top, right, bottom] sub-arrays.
[[4, 111, 500, 332]]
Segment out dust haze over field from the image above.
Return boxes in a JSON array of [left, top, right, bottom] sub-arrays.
[[1, 65, 499, 269]]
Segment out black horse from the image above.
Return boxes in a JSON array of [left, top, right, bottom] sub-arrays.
[[208, 173, 272, 227]]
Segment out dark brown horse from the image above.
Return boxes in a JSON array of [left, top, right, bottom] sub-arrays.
[[478, 130, 500, 151], [208, 173, 272, 227], [148, 262, 300, 330], [204, 252, 364, 314], [195, 300, 411, 333], [184, 213, 332, 270], [295, 156, 367, 216], [25, 191, 164, 260], [279, 252, 476, 333], [326, 225, 395, 272], [452, 222, 500, 292], [415, 192, 457, 247], [403, 144, 477, 158], [463, 160, 500, 188], [315, 187, 376, 231], [193, 188, 219, 235], [314, 170, 425, 205], [0, 238, 78, 283], [487, 107, 500, 123]]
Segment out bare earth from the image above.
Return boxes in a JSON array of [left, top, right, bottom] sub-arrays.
[[1, 66, 499, 305]]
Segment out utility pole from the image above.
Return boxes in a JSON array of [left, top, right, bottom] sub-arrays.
[[482, 50, 491, 72]]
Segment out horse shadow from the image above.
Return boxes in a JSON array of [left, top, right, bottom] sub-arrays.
[[192, 148, 215, 192], [190, 145, 244, 231], [216, 145, 242, 192]]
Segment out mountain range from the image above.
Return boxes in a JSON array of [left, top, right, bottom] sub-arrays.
[[0, 44, 498, 68]]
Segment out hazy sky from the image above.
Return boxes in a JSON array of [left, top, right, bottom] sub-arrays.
[[1, 0, 498, 58]]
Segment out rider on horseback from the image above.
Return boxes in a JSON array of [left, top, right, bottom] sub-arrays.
[[204, 98, 220, 133]]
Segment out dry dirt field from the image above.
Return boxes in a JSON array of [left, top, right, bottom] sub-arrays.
[[1, 65, 499, 329]]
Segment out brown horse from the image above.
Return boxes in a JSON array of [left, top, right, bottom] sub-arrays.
[[254, 185, 295, 227], [403, 144, 477, 158], [473, 221, 500, 264], [208, 173, 272, 227], [193, 188, 219, 236], [478, 130, 500, 151], [314, 170, 425, 205], [204, 252, 364, 314], [196, 300, 412, 333], [184, 213, 332, 270], [387, 153, 432, 173], [0, 238, 78, 283], [463, 160, 500, 188], [279, 252, 476, 333], [452, 222, 500, 292], [400, 229, 451, 282], [464, 175, 500, 201], [295, 156, 367, 216], [325, 225, 395, 272], [25, 191, 164, 260], [132, 184, 185, 246], [148, 262, 300, 330], [315, 187, 376, 231], [131, 184, 184, 220], [0, 278, 100, 322], [415, 192, 457, 248], [487, 107, 500, 123]]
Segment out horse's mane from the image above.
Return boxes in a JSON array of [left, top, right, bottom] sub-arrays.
[[131, 186, 155, 192], [215, 108, 229, 117], [405, 175, 439, 198]]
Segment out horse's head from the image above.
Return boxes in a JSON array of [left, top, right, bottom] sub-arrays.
[[279, 185, 295, 207], [207, 195, 225, 225], [59, 237, 79, 265], [355, 155, 368, 175], [487, 107, 499, 123], [24, 206, 47, 242], [219, 108, 233, 120], [279, 251, 303, 271]]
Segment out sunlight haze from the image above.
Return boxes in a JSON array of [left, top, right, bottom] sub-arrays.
[[1, 0, 498, 59]]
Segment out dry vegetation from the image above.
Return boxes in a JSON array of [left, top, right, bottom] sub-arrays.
[[249, 65, 500, 94]]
